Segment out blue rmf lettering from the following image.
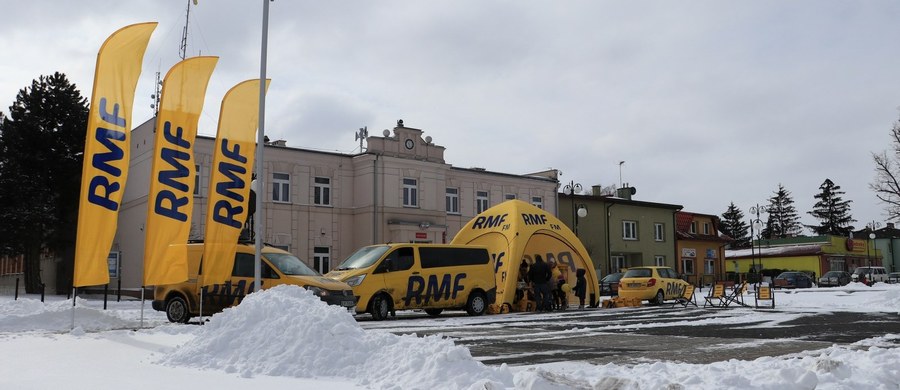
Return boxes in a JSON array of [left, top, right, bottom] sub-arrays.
[[212, 139, 248, 229], [153, 122, 192, 221], [472, 214, 507, 229], [404, 273, 467, 305], [99, 98, 126, 127], [87, 127, 126, 211], [492, 252, 505, 274]]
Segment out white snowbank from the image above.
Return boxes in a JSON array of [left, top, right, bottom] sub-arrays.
[[0, 297, 137, 333], [159, 284, 514, 389]]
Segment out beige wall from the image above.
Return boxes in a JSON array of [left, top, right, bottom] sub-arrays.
[[112, 120, 557, 290]]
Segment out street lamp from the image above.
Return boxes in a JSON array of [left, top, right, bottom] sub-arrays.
[[867, 221, 881, 269], [563, 181, 583, 235], [748, 204, 768, 285]]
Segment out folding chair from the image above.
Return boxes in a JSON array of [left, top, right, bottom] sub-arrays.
[[703, 283, 726, 307], [724, 282, 749, 307], [755, 285, 775, 309], [672, 284, 698, 307]]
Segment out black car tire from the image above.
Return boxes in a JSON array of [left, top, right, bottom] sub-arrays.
[[165, 295, 190, 324], [466, 291, 487, 316], [370, 294, 391, 321], [424, 308, 443, 317], [653, 290, 665, 305]]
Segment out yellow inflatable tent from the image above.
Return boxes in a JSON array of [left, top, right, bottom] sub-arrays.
[[451, 200, 600, 311]]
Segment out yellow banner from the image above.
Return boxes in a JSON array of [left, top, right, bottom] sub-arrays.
[[143, 56, 218, 286], [201, 79, 270, 286], [74, 23, 156, 287]]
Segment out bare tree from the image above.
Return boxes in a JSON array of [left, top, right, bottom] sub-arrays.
[[871, 121, 900, 221]]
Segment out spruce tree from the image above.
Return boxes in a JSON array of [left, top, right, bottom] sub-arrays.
[[761, 184, 803, 239], [720, 202, 749, 247], [0, 73, 88, 293], [807, 178, 855, 236]]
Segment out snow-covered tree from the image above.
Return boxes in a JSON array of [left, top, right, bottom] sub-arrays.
[[872, 117, 900, 221], [807, 178, 855, 236]]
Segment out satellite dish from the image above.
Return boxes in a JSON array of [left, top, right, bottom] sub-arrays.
[[383, 129, 391, 137], [425, 136, 432, 144]]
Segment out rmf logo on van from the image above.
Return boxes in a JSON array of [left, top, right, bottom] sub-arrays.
[[404, 273, 467, 305]]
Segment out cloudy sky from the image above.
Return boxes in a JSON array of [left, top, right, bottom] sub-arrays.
[[2, 1, 899, 231]]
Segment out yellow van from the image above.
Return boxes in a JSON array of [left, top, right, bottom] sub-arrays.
[[325, 244, 496, 320], [152, 243, 357, 323]]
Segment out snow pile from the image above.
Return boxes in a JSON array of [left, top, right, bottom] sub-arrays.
[[0, 297, 135, 333], [160, 284, 514, 389]]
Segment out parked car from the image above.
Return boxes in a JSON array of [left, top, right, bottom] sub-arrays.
[[889, 272, 900, 284], [599, 272, 624, 296], [617, 266, 689, 305], [818, 271, 851, 287], [773, 272, 814, 289], [851, 266, 888, 285]]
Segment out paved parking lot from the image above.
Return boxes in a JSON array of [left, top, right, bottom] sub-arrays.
[[358, 305, 900, 366]]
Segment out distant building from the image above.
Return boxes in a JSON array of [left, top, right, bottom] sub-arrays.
[[559, 187, 682, 278], [726, 235, 882, 280], [853, 223, 900, 273], [111, 119, 558, 292], [674, 211, 731, 286]]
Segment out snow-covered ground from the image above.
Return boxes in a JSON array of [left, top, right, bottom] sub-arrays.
[[1, 283, 899, 390]]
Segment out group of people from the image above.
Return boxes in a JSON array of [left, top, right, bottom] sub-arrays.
[[518, 255, 587, 312]]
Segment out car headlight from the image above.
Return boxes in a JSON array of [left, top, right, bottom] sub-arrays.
[[306, 286, 328, 297], [344, 274, 366, 287]]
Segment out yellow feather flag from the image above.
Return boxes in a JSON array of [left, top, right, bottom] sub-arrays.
[[201, 79, 270, 286], [142, 56, 218, 286], [74, 23, 157, 288]]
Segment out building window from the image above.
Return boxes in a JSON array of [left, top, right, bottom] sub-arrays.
[[611, 255, 626, 272], [705, 259, 715, 274], [654, 223, 664, 242], [403, 178, 418, 207], [689, 222, 697, 234], [682, 258, 695, 275], [313, 247, 330, 274], [194, 164, 201, 196], [273, 172, 291, 203], [446, 188, 460, 214], [476, 191, 489, 214], [623, 221, 637, 240], [654, 256, 665, 266], [703, 222, 710, 235], [314, 177, 331, 206], [505, 194, 516, 200], [531, 196, 543, 209]]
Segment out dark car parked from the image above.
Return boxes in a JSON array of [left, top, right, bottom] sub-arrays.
[[774, 271, 814, 289], [818, 271, 851, 287], [599, 272, 624, 296]]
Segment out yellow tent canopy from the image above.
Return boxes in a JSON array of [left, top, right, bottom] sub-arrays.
[[451, 200, 600, 310]]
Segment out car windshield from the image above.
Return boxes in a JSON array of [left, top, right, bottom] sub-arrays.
[[265, 253, 320, 276], [335, 245, 391, 270], [623, 268, 652, 278], [602, 273, 623, 282], [823, 272, 841, 277]]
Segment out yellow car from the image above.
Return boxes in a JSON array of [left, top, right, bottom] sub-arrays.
[[617, 266, 689, 305]]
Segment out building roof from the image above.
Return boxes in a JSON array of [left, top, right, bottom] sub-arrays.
[[726, 244, 823, 259]]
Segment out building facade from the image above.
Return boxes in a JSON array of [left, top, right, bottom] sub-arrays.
[[559, 189, 682, 278], [725, 235, 883, 280], [674, 211, 731, 286], [111, 119, 558, 291]]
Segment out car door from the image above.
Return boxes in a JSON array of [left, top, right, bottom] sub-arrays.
[[374, 246, 416, 310]]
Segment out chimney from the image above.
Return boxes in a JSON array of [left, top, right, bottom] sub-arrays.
[[616, 185, 636, 200], [888, 222, 895, 230]]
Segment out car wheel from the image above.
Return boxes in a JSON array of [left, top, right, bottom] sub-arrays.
[[165, 295, 190, 324], [370, 294, 391, 321], [424, 308, 443, 317], [653, 290, 665, 305], [466, 291, 487, 316]]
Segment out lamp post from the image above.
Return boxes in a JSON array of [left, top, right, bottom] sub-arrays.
[[749, 204, 768, 285], [867, 221, 881, 269], [563, 181, 583, 235]]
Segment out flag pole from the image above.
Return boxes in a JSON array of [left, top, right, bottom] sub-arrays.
[[253, 0, 270, 293]]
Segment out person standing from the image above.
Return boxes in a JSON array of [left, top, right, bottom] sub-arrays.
[[574, 268, 587, 309], [528, 255, 552, 311]]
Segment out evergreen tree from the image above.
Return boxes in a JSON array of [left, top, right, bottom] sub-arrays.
[[720, 202, 749, 247], [807, 178, 855, 236], [761, 184, 803, 239], [0, 73, 88, 293]]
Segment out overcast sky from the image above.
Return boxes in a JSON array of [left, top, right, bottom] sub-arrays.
[[2, 1, 899, 232]]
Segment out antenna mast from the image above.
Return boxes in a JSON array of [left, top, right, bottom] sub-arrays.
[[179, 0, 193, 60]]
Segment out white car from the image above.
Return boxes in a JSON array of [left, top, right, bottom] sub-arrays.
[[850, 266, 888, 285]]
